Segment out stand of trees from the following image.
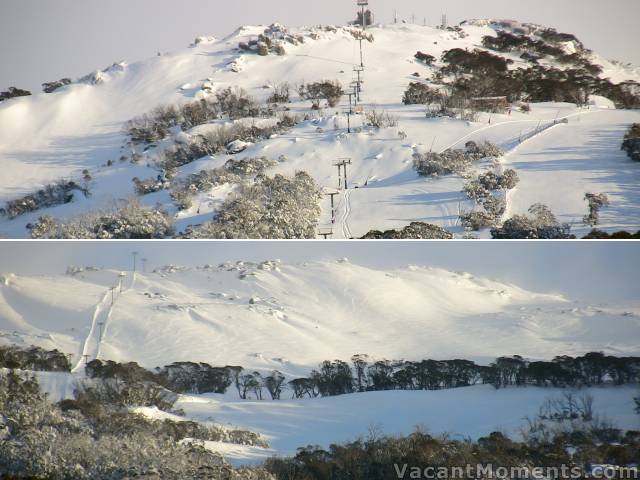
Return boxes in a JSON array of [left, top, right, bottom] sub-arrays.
[[83, 352, 640, 401], [9, 347, 639, 402], [0, 370, 272, 479], [412, 46, 640, 109], [264, 427, 640, 480]]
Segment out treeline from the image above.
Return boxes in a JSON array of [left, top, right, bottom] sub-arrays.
[[288, 353, 640, 398], [8, 347, 638, 401], [82, 352, 640, 400]]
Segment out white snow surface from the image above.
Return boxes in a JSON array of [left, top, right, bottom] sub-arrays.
[[1, 260, 639, 372], [1, 22, 639, 238]]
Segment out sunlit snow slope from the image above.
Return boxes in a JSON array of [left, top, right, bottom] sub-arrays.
[[1, 260, 639, 374], [1, 21, 639, 237]]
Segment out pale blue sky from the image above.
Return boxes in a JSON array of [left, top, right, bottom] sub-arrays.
[[0, 241, 638, 303], [2, 0, 639, 91]]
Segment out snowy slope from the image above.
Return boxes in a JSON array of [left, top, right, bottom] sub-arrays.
[[177, 384, 640, 462], [1, 22, 639, 238], [1, 260, 639, 373]]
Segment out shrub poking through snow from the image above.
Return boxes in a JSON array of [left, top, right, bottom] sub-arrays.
[[42, 78, 72, 93], [28, 199, 174, 239], [622, 123, 640, 161], [0, 86, 31, 102], [0, 345, 71, 371], [402, 82, 441, 105], [414, 51, 436, 65], [171, 157, 277, 209], [492, 203, 573, 239], [365, 109, 398, 128], [267, 82, 290, 104], [183, 171, 322, 239], [461, 195, 507, 231], [1, 180, 90, 219], [361, 222, 454, 239], [159, 115, 298, 178], [465, 140, 504, 159], [460, 210, 497, 231], [583, 193, 610, 227], [463, 169, 519, 201], [125, 88, 267, 144], [413, 141, 502, 177], [298, 80, 344, 108], [413, 150, 469, 177], [132, 176, 170, 195]]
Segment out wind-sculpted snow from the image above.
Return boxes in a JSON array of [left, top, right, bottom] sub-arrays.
[[1, 260, 638, 374]]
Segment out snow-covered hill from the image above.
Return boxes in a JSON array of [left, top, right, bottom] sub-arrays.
[[1, 260, 639, 373], [1, 21, 639, 238]]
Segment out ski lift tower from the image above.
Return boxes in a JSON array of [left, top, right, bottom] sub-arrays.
[[357, 0, 369, 30]]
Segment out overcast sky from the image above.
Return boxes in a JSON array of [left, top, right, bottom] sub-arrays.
[[0, 241, 638, 304], [2, 0, 639, 91]]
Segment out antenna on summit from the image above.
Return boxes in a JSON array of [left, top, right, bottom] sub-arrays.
[[357, 0, 369, 30]]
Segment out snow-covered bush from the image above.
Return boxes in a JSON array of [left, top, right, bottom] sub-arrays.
[[42, 78, 72, 93], [622, 123, 640, 161], [214, 86, 264, 120], [492, 203, 573, 239], [583, 192, 610, 227], [161, 117, 293, 177], [0, 180, 90, 219], [463, 169, 519, 201], [0, 372, 272, 479], [0, 345, 71, 371], [464, 140, 504, 160], [298, 80, 344, 108], [28, 198, 174, 239], [126, 104, 181, 143], [132, 175, 170, 195], [414, 51, 436, 65], [267, 82, 290, 104], [402, 82, 441, 105], [184, 171, 322, 239], [0, 86, 31, 102], [461, 194, 507, 231], [361, 222, 454, 239], [172, 156, 276, 209], [365, 108, 398, 128], [460, 210, 496, 231], [126, 88, 269, 144], [413, 148, 477, 177]]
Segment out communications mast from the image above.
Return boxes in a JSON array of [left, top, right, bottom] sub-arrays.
[[357, 0, 369, 30]]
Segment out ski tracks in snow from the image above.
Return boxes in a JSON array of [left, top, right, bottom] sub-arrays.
[[71, 272, 136, 373], [340, 189, 354, 239]]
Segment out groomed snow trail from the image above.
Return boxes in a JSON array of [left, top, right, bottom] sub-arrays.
[[71, 272, 135, 372], [502, 109, 640, 235]]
